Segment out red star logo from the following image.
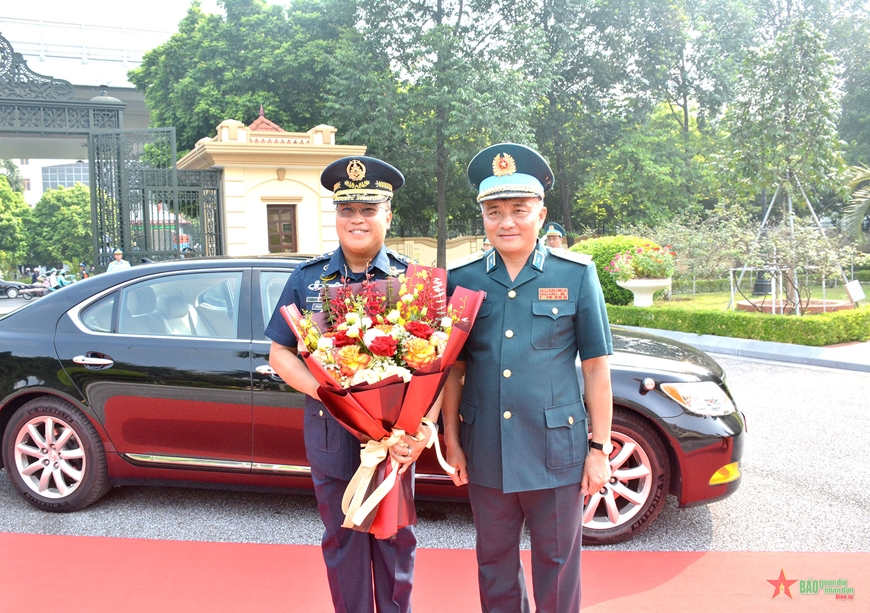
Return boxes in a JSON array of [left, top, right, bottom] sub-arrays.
[[767, 569, 798, 599]]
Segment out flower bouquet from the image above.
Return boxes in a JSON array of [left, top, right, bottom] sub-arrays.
[[281, 264, 485, 538]]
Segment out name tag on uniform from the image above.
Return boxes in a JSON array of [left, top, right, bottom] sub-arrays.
[[539, 288, 568, 300]]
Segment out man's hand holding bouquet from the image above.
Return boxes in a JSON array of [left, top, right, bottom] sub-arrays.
[[281, 264, 484, 538]]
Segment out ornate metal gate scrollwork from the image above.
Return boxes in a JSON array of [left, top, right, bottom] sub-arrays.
[[89, 128, 223, 268]]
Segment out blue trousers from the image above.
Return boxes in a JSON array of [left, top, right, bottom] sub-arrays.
[[468, 482, 583, 613], [312, 467, 416, 613]]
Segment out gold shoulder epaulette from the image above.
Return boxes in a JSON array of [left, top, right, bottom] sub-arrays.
[[448, 250, 485, 270], [550, 249, 592, 265]]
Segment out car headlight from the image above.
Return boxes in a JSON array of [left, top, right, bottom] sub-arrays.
[[659, 381, 736, 416]]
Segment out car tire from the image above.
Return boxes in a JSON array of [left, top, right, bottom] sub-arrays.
[[582, 408, 670, 546], [5, 287, 19, 299], [1, 397, 110, 512]]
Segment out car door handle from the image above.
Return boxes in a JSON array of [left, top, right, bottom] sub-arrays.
[[72, 355, 115, 367], [255, 364, 284, 381]]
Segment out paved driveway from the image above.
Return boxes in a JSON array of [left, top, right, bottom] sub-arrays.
[[1, 356, 868, 553]]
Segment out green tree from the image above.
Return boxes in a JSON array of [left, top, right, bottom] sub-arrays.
[[574, 104, 723, 229], [25, 184, 92, 269], [327, 0, 544, 267], [842, 165, 870, 242], [0, 160, 24, 193], [0, 175, 30, 273], [129, 0, 351, 151], [726, 18, 845, 203], [657, 0, 755, 134], [530, 0, 683, 238], [828, 5, 870, 166]]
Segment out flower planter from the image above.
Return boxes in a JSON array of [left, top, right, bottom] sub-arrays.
[[616, 278, 672, 307]]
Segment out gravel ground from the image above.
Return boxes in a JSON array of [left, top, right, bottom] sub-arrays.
[[1, 356, 868, 552]]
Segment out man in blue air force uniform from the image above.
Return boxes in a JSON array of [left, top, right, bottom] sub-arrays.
[[441, 143, 614, 613], [265, 156, 419, 613]]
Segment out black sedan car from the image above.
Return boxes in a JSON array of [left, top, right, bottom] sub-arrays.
[[0, 278, 32, 300], [0, 257, 744, 545]]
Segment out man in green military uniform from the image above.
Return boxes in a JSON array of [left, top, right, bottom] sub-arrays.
[[442, 143, 614, 613], [542, 222, 565, 249]]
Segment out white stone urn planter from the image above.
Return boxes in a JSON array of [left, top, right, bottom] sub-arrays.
[[616, 278, 672, 307]]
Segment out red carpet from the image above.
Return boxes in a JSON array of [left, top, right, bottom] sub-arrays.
[[0, 532, 865, 612]]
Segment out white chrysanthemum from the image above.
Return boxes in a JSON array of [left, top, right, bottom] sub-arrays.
[[441, 316, 453, 329], [363, 327, 386, 348], [346, 325, 360, 338], [345, 312, 360, 325], [386, 309, 401, 323], [361, 316, 373, 328], [430, 330, 449, 354], [402, 293, 414, 303], [350, 369, 383, 386], [382, 364, 412, 383], [317, 337, 334, 351]]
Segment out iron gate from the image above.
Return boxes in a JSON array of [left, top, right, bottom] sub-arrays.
[[88, 128, 222, 269]]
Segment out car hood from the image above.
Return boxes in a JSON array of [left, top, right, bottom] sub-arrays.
[[610, 326, 725, 380]]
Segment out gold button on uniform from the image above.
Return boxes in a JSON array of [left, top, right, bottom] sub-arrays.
[[505, 330, 514, 338], [508, 290, 517, 298], [552, 307, 559, 315], [503, 411, 512, 420], [568, 416, 574, 425], [318, 410, 324, 417], [503, 369, 512, 378]]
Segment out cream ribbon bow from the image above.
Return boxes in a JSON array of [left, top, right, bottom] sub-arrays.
[[341, 429, 405, 529]]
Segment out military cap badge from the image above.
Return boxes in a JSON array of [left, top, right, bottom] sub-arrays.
[[321, 156, 405, 204], [468, 143, 554, 202]]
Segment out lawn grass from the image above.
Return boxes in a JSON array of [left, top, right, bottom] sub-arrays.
[[658, 284, 856, 311]]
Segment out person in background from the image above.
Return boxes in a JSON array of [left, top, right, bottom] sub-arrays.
[[543, 222, 565, 249], [265, 156, 425, 613], [106, 248, 131, 273], [31, 267, 40, 284], [46, 268, 59, 289], [442, 143, 614, 613], [79, 263, 90, 280]]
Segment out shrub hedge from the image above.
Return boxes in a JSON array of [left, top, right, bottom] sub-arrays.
[[572, 236, 662, 305], [856, 270, 870, 282], [606, 304, 870, 346]]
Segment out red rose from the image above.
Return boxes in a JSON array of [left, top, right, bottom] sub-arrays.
[[329, 329, 355, 347], [368, 335, 398, 357], [404, 321, 434, 339]]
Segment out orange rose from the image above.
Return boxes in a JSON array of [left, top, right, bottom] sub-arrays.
[[403, 337, 438, 370], [334, 345, 373, 377]]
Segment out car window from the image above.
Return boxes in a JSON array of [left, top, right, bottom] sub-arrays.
[[260, 271, 291, 331], [81, 293, 117, 332], [117, 272, 243, 338]]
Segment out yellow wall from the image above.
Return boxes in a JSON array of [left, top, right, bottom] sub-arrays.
[[386, 236, 486, 266]]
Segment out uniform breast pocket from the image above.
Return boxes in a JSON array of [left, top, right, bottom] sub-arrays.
[[544, 400, 588, 470], [466, 301, 493, 351], [531, 300, 575, 349]]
